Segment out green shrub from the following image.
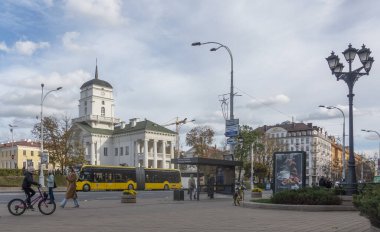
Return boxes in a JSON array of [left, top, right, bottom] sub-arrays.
[[271, 187, 342, 205], [353, 186, 380, 228], [0, 169, 25, 176], [0, 174, 66, 187], [333, 185, 346, 195]]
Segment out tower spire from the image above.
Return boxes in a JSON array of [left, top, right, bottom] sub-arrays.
[[95, 58, 98, 79]]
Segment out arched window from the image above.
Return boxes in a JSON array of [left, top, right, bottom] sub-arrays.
[[101, 107, 105, 116]]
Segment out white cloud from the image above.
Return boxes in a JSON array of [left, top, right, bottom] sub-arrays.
[[64, 0, 126, 26], [13, 40, 50, 56], [246, 94, 290, 110], [62, 31, 85, 51], [0, 41, 9, 52]]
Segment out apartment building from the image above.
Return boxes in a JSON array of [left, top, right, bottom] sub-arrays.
[[255, 121, 332, 186], [0, 140, 41, 170]]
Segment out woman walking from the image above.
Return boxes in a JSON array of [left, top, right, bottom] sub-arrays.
[[60, 167, 79, 208], [46, 170, 55, 204]]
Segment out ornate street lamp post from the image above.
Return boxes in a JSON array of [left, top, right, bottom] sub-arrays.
[[191, 41, 236, 159], [325, 44, 374, 195], [39, 84, 62, 187]]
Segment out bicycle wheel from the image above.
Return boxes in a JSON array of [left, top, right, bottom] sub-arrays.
[[8, 199, 27, 216], [38, 200, 56, 215]]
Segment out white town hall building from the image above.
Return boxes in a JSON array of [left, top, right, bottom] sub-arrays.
[[71, 65, 176, 168]]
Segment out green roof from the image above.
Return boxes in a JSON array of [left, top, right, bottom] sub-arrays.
[[114, 119, 176, 135], [76, 119, 176, 136], [76, 122, 114, 135]]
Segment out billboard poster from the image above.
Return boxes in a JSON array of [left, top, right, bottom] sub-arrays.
[[273, 151, 306, 194]]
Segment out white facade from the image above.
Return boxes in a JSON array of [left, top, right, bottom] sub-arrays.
[[72, 66, 176, 168]]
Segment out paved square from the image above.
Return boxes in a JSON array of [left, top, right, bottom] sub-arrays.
[[0, 196, 372, 232]]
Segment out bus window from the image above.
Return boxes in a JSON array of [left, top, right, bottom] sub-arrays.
[[114, 172, 123, 183], [105, 172, 113, 183], [80, 171, 92, 181], [94, 172, 104, 182]]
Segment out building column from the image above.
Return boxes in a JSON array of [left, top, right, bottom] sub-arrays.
[[170, 142, 174, 168], [144, 139, 149, 167], [163, 141, 167, 169], [153, 140, 158, 168], [135, 141, 141, 167]]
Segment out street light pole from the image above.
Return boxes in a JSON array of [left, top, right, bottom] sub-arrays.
[[325, 44, 374, 195], [9, 124, 17, 169], [39, 83, 62, 187], [361, 129, 380, 176], [319, 105, 346, 181], [191, 41, 235, 159]]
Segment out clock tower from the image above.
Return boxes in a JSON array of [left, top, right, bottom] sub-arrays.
[[74, 64, 120, 129]]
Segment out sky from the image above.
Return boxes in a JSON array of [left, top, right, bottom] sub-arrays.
[[0, 0, 379, 158]]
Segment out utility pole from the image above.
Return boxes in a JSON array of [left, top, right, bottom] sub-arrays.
[[163, 117, 195, 168]]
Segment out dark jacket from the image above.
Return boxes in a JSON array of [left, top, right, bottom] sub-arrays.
[[22, 172, 39, 189]]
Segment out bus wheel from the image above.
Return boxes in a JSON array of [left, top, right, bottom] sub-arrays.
[[164, 184, 169, 190], [83, 184, 90, 192], [128, 184, 134, 190]]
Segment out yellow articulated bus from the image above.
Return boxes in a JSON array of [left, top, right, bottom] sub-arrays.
[[76, 165, 182, 192]]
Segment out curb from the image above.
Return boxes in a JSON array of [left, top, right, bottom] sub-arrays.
[[242, 201, 357, 212]]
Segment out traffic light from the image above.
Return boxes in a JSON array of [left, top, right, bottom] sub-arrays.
[[11, 154, 14, 159]]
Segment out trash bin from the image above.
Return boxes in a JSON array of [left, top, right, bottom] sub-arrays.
[[173, 190, 184, 201]]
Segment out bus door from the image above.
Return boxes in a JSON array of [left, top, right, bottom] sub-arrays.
[[136, 167, 145, 190], [105, 171, 114, 190]]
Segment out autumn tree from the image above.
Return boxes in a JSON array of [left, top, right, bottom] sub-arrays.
[[254, 134, 286, 182], [32, 115, 86, 172], [185, 126, 215, 158], [234, 125, 263, 182]]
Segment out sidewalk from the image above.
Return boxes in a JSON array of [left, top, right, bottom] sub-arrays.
[[0, 194, 371, 232]]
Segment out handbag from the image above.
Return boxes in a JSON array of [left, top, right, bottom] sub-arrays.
[[53, 181, 57, 189]]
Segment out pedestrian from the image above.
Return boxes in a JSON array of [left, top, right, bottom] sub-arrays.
[[208, 175, 215, 199], [318, 176, 326, 187], [188, 174, 196, 200], [46, 170, 55, 204], [60, 167, 79, 208], [22, 166, 40, 210]]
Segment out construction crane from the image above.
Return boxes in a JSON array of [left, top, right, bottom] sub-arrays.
[[162, 117, 195, 162]]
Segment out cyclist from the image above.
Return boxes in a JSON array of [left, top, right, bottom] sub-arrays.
[[22, 166, 40, 209]]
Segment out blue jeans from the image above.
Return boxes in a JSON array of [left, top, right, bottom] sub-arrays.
[[60, 198, 79, 207], [48, 187, 55, 202]]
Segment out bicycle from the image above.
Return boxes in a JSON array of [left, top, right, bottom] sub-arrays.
[[233, 183, 246, 206], [7, 186, 56, 216]]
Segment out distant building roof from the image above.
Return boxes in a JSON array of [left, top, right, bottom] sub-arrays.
[[0, 141, 41, 148], [114, 119, 176, 135], [80, 79, 113, 89], [80, 64, 113, 89], [255, 122, 320, 133], [76, 119, 176, 136]]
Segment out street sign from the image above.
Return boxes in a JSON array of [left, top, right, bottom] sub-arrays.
[[41, 152, 49, 165], [225, 119, 239, 137], [226, 138, 236, 145]]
